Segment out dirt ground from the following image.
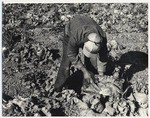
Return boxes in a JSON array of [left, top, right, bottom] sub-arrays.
[[2, 3, 148, 116]]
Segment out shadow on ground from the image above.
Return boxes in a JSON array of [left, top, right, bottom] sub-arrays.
[[117, 51, 148, 81], [116, 51, 148, 97], [50, 108, 66, 116]]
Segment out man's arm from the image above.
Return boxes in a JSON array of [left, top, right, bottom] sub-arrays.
[[67, 38, 94, 85], [98, 36, 109, 75]]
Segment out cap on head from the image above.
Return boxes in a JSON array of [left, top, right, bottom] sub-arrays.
[[88, 33, 102, 43], [83, 33, 102, 57]]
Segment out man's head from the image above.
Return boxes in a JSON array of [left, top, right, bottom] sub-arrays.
[[83, 33, 102, 57]]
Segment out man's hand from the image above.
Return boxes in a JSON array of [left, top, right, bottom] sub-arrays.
[[83, 70, 93, 87], [97, 59, 107, 76], [83, 70, 92, 82], [82, 69, 99, 90], [73, 58, 95, 88]]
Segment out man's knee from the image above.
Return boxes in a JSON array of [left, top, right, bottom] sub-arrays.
[[54, 67, 70, 92], [57, 66, 70, 79]]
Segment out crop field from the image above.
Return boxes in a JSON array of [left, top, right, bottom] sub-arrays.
[[2, 3, 148, 116]]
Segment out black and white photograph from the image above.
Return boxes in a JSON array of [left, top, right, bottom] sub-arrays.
[[1, 0, 149, 116]]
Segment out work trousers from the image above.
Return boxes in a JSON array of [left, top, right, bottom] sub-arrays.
[[54, 31, 71, 91]]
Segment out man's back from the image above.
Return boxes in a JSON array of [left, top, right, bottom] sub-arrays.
[[69, 15, 98, 35], [67, 15, 106, 41]]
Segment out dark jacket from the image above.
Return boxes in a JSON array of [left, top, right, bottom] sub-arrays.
[[65, 15, 108, 65]]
